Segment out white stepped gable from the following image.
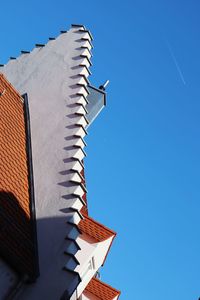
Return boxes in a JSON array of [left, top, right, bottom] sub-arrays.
[[65, 114, 88, 128], [62, 197, 84, 211], [68, 95, 88, 107], [70, 105, 87, 116], [67, 148, 86, 161], [70, 126, 87, 138], [79, 32, 91, 41], [65, 257, 79, 271], [66, 211, 82, 225], [79, 57, 91, 69], [0, 24, 119, 300], [75, 96, 88, 106], [0, 24, 118, 300], [69, 236, 115, 299], [65, 184, 85, 198], [64, 159, 83, 173], [80, 48, 92, 59], [65, 240, 80, 255], [80, 40, 93, 51], [80, 38, 93, 50], [64, 171, 82, 184], [71, 85, 89, 98], [76, 116, 88, 128], [76, 76, 89, 86], [78, 66, 91, 77], [65, 137, 86, 149], [0, 25, 93, 299], [64, 136, 86, 150], [66, 224, 80, 241]]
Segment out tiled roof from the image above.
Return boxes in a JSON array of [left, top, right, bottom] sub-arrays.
[[0, 73, 38, 279], [78, 213, 116, 242], [85, 277, 120, 300], [80, 166, 88, 215]]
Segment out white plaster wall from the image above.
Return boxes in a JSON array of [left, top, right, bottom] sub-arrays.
[[0, 26, 92, 299], [70, 235, 114, 299]]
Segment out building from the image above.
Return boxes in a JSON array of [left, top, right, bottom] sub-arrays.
[[0, 24, 120, 299]]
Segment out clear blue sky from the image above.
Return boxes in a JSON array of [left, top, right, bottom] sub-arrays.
[[1, 1, 200, 299]]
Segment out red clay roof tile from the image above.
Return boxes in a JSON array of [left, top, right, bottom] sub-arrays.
[[0, 73, 37, 279], [78, 213, 116, 242], [85, 277, 120, 300]]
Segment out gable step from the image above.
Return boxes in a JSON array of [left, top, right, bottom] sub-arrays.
[[64, 253, 80, 271], [67, 126, 87, 139], [67, 147, 86, 161], [79, 38, 93, 50], [65, 238, 81, 255], [75, 116, 88, 127], [76, 57, 91, 69], [76, 75, 89, 86], [61, 170, 82, 183], [69, 105, 87, 116], [78, 29, 93, 41], [71, 85, 89, 98], [65, 209, 83, 225], [66, 222, 80, 240], [63, 159, 83, 173], [62, 196, 85, 211], [78, 65, 91, 77]]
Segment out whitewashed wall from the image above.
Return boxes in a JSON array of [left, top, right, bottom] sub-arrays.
[[1, 25, 92, 299]]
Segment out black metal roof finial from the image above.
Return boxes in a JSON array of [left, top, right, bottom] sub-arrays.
[[99, 80, 109, 91]]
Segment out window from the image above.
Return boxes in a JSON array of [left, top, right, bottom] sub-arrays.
[[81, 257, 95, 279]]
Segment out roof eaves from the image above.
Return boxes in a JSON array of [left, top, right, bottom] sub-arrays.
[[79, 214, 116, 242], [85, 277, 121, 300]]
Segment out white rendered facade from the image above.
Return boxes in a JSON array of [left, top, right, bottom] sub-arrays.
[[0, 25, 119, 300]]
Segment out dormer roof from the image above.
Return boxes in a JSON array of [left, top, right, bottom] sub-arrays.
[[85, 277, 120, 300], [78, 214, 116, 242]]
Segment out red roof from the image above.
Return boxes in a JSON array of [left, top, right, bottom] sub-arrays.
[[78, 213, 116, 242], [78, 163, 116, 243], [85, 277, 120, 300], [78, 162, 117, 266], [0, 73, 38, 279], [80, 165, 88, 215]]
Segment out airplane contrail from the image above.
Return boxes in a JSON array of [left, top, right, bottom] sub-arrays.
[[165, 40, 186, 85]]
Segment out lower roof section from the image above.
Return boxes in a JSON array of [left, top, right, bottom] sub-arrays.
[[83, 277, 120, 300], [0, 23, 120, 299], [78, 214, 116, 243]]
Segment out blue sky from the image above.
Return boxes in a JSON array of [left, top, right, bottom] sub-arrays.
[[1, 0, 200, 299]]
